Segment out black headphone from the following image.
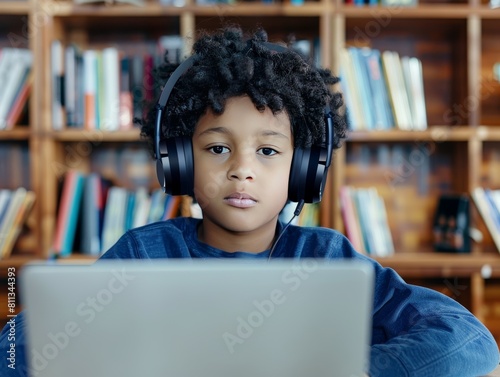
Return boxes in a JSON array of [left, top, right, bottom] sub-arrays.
[[154, 42, 334, 204]]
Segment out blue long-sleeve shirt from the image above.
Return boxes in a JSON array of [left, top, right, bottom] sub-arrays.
[[1, 217, 499, 376]]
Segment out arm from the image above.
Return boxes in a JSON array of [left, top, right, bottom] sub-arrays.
[[0, 312, 30, 377], [368, 263, 499, 377]]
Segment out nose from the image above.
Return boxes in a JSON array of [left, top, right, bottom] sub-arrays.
[[227, 150, 255, 182]]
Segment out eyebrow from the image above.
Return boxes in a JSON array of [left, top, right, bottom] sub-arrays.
[[259, 130, 290, 140], [196, 127, 231, 137], [197, 127, 290, 140]]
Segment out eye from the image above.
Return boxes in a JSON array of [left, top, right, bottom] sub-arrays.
[[209, 145, 230, 154], [258, 147, 278, 156]]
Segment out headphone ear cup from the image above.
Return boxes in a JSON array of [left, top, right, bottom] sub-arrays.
[[157, 136, 194, 196], [288, 146, 328, 204]]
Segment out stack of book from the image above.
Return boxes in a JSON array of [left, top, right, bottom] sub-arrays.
[[339, 185, 394, 257], [339, 47, 427, 131], [471, 187, 500, 253], [0, 187, 36, 259], [52, 170, 184, 257], [50, 35, 184, 130], [0, 48, 33, 130]]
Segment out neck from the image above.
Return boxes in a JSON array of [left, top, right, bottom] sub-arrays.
[[197, 218, 279, 253]]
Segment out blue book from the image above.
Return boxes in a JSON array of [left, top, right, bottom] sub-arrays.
[[348, 47, 376, 129], [359, 48, 394, 129]]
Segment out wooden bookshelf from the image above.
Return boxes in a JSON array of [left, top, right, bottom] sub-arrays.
[[1, 0, 500, 342]]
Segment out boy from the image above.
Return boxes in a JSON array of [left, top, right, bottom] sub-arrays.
[[1, 26, 499, 376]]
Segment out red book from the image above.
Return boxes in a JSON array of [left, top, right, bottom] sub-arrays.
[[5, 73, 32, 129]]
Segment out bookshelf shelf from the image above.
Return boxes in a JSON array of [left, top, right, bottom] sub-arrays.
[[477, 7, 500, 17], [51, 129, 143, 142], [340, 4, 471, 19], [188, 3, 328, 16], [0, 1, 30, 15], [346, 127, 478, 142], [477, 126, 500, 141], [48, 2, 329, 17], [50, 3, 188, 17], [0, 129, 31, 140], [375, 253, 500, 278], [1, 0, 500, 343]]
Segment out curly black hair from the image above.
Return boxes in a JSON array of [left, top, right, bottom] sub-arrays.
[[139, 26, 347, 157]]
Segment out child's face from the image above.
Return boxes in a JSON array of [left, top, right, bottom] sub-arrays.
[[192, 95, 294, 239]]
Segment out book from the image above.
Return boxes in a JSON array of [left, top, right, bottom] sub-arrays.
[[83, 49, 98, 130], [53, 170, 85, 256], [484, 189, 500, 233], [348, 47, 376, 130], [101, 47, 120, 131], [381, 51, 414, 130], [101, 186, 128, 252], [131, 186, 151, 228], [162, 195, 182, 221], [80, 173, 103, 255], [64, 44, 79, 127], [339, 48, 364, 130], [401, 56, 427, 130], [339, 186, 366, 254], [0, 190, 12, 227], [471, 187, 500, 253], [5, 72, 32, 129], [0, 190, 35, 259], [0, 48, 33, 129], [147, 189, 167, 224], [339, 186, 393, 257], [359, 48, 394, 129], [51, 41, 65, 130], [130, 53, 145, 121], [119, 56, 133, 129]]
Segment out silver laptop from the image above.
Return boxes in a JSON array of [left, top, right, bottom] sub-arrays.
[[21, 259, 374, 377]]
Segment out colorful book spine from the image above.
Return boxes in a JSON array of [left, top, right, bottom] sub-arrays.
[[53, 170, 85, 256]]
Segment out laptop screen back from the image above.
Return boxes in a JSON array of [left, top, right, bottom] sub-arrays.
[[21, 259, 374, 377]]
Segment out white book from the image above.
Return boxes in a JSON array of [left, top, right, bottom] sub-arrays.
[[401, 56, 416, 128], [490, 190, 500, 214], [392, 51, 414, 130], [101, 47, 120, 131], [409, 57, 427, 130], [472, 187, 500, 253], [382, 51, 413, 131], [101, 186, 128, 253], [375, 193, 395, 257], [0, 49, 32, 129], [364, 187, 387, 257], [0, 49, 14, 122], [131, 187, 151, 229]]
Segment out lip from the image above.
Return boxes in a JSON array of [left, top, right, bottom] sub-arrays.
[[224, 192, 258, 209]]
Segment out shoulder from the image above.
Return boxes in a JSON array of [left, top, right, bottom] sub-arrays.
[[100, 217, 199, 259], [279, 224, 363, 259]]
